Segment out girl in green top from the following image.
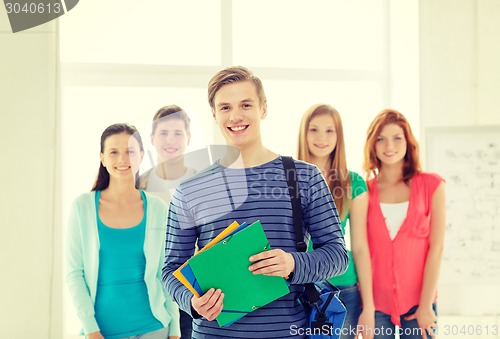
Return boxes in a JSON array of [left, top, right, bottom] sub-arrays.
[[298, 104, 375, 339]]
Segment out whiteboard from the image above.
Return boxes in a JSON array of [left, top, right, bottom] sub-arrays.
[[426, 126, 500, 315]]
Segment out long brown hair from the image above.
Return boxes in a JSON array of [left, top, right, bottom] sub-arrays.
[[92, 123, 144, 191], [363, 108, 421, 183], [298, 104, 350, 220]]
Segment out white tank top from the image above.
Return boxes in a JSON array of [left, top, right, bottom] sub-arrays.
[[380, 201, 409, 240]]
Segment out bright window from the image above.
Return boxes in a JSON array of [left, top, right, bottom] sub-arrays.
[[59, 0, 221, 65], [233, 0, 385, 70]]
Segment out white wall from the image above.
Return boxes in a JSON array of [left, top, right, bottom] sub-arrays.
[[419, 0, 500, 315], [0, 13, 61, 338], [420, 0, 500, 128]]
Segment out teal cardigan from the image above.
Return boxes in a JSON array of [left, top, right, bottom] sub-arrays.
[[66, 191, 180, 336]]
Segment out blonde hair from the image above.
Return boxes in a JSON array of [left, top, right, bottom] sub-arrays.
[[208, 66, 266, 109], [298, 104, 350, 220]]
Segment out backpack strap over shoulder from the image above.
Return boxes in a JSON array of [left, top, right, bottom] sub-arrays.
[[282, 156, 307, 252], [282, 156, 321, 302]]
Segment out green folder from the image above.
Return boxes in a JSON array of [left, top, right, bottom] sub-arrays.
[[188, 220, 290, 327]]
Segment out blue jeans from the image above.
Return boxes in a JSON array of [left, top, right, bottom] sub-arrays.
[[180, 309, 193, 339], [374, 304, 437, 339], [338, 284, 361, 339]]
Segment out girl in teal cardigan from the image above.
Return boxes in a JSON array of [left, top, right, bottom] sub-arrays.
[[66, 123, 180, 339]]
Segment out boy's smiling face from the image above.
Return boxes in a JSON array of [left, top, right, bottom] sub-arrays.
[[212, 80, 267, 150]]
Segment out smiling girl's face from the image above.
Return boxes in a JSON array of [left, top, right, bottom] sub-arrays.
[[307, 114, 337, 162], [100, 132, 143, 181], [375, 123, 407, 167]]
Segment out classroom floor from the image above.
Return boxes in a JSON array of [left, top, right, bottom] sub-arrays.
[[64, 315, 500, 339], [391, 315, 500, 339]]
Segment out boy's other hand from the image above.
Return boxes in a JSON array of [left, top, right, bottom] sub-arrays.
[[249, 249, 295, 277]]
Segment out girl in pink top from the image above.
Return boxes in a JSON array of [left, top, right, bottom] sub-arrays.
[[363, 109, 446, 339]]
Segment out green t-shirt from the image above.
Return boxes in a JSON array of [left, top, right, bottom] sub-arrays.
[[308, 170, 367, 286]]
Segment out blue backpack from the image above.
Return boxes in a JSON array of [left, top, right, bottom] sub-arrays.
[[283, 156, 347, 339], [302, 281, 346, 339]]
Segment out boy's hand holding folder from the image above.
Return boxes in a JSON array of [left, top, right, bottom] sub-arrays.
[[173, 220, 291, 327], [191, 287, 224, 322], [248, 248, 295, 277]]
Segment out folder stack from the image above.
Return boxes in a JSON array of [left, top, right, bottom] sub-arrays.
[[173, 220, 290, 327]]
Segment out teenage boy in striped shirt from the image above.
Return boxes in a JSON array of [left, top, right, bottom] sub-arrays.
[[162, 66, 348, 338]]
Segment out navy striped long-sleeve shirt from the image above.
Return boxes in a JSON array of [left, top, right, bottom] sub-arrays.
[[162, 156, 348, 338]]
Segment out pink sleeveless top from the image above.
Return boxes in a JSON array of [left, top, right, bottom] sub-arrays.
[[367, 172, 443, 326]]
